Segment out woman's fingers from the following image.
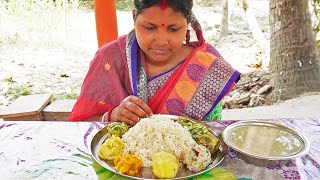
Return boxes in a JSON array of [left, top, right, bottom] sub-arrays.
[[121, 117, 137, 126], [126, 101, 149, 118], [127, 96, 153, 116], [118, 108, 140, 125], [112, 96, 153, 125]]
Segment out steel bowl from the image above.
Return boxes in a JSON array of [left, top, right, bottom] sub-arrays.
[[222, 121, 310, 167]]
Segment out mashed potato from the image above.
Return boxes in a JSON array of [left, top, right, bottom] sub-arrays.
[[183, 144, 212, 172], [98, 136, 125, 160], [152, 151, 179, 179], [121, 116, 196, 167]]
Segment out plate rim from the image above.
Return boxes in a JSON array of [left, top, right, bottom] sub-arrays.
[[221, 120, 311, 160]]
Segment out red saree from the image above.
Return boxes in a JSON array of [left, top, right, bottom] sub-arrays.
[[68, 31, 240, 121], [69, 12, 240, 122], [148, 43, 240, 120], [68, 36, 132, 121]]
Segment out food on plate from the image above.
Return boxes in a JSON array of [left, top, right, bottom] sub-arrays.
[[197, 132, 220, 154], [122, 116, 196, 167], [114, 154, 143, 176], [175, 117, 209, 140], [97, 115, 221, 178], [151, 151, 179, 179], [98, 136, 125, 160], [176, 117, 220, 153], [184, 144, 212, 172], [106, 122, 129, 138]]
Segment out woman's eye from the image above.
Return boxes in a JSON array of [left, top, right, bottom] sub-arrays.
[[144, 26, 155, 30], [168, 28, 178, 32]]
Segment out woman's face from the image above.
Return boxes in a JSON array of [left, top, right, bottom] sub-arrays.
[[134, 6, 188, 64]]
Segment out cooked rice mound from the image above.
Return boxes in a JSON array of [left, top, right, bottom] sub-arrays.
[[121, 116, 196, 167]]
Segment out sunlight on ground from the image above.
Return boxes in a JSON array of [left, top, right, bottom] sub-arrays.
[[0, 0, 270, 108]]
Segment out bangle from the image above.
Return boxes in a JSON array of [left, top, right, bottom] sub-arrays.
[[101, 106, 116, 122], [101, 112, 108, 122], [107, 106, 116, 122]]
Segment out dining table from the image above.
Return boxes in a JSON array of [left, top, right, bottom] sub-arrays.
[[0, 117, 319, 180]]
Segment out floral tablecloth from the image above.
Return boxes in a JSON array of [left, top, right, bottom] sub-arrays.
[[0, 118, 319, 180]]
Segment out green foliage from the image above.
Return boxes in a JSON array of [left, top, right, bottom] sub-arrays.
[[75, 0, 136, 11], [78, 0, 94, 10], [317, 39, 320, 48], [52, 93, 79, 103], [1, 0, 80, 46], [6, 86, 31, 99], [0, 33, 20, 46], [2, 0, 79, 16], [63, 93, 79, 99], [1, 0, 139, 12], [195, 0, 219, 7], [116, 0, 134, 11], [4, 77, 15, 83], [311, 0, 320, 47]]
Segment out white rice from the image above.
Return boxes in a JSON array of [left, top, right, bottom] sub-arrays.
[[121, 116, 196, 167]]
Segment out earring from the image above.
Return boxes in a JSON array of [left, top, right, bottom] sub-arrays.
[[186, 29, 190, 45]]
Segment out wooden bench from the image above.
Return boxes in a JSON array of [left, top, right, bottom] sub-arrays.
[[42, 99, 76, 121], [0, 94, 98, 121], [0, 94, 52, 121]]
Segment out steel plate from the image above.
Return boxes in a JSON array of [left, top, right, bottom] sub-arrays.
[[90, 115, 227, 180]]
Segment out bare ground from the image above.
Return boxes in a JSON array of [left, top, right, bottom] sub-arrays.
[[1, 1, 319, 119]]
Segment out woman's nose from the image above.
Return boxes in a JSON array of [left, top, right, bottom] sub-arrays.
[[154, 31, 169, 46]]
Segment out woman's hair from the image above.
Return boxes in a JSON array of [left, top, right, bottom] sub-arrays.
[[133, 0, 193, 20]]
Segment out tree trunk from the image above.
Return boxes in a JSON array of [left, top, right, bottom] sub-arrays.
[[220, 0, 229, 39], [269, 0, 320, 101]]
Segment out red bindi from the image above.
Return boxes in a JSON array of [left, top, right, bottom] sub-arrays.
[[161, 24, 165, 26], [160, 0, 167, 10]]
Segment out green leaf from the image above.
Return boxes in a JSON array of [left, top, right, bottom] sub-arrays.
[[90, 161, 115, 179], [198, 172, 214, 178], [195, 168, 237, 180], [72, 153, 92, 162], [107, 173, 134, 180]]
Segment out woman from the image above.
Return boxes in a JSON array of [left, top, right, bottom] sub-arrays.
[[68, 0, 240, 125]]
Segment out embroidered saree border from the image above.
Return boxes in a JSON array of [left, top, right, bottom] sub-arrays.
[[147, 43, 206, 113], [184, 57, 240, 120], [126, 33, 240, 120], [155, 45, 221, 118], [125, 31, 137, 96], [149, 44, 240, 120]]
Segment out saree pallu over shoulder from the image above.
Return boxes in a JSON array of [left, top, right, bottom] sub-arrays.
[[68, 36, 132, 121], [148, 43, 240, 120]]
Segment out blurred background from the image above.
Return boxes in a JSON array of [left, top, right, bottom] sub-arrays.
[[0, 0, 319, 111]]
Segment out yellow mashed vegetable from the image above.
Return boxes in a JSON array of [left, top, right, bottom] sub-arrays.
[[152, 151, 179, 179], [98, 136, 125, 161]]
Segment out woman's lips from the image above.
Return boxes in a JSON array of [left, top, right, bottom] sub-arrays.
[[150, 48, 169, 55]]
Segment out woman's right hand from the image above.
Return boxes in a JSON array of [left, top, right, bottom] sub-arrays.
[[110, 95, 153, 125]]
